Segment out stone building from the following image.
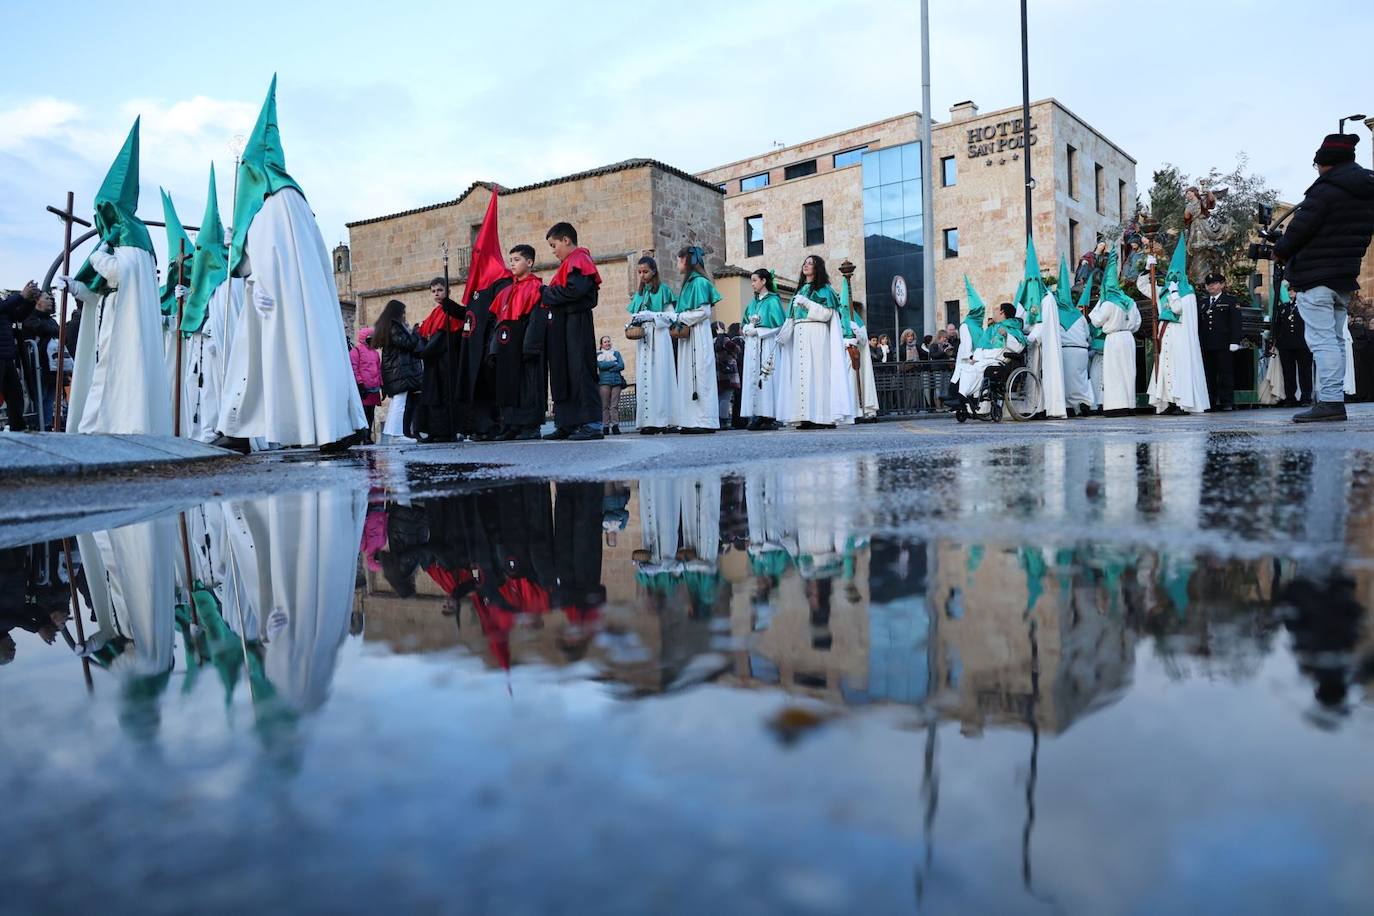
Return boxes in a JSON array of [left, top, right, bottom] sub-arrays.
[[340, 159, 726, 383], [697, 99, 1136, 341]]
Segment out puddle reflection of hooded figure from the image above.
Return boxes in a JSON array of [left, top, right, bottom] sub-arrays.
[[223, 489, 365, 713], [79, 518, 177, 678]]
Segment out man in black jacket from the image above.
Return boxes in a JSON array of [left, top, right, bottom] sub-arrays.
[[1273, 290, 1313, 406], [19, 291, 60, 429], [1197, 272, 1244, 410], [0, 281, 40, 431], [1275, 133, 1374, 422]]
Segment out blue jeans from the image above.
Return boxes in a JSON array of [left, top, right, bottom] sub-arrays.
[[1296, 286, 1351, 403]]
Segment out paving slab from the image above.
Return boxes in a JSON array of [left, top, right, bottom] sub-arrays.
[[0, 432, 232, 477]]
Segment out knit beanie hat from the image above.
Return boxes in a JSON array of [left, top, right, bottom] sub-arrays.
[[1314, 133, 1358, 166]]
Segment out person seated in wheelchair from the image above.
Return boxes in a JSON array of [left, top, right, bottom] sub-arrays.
[[970, 302, 1028, 403]]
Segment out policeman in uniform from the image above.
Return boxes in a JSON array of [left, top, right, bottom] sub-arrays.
[[1274, 289, 1314, 406], [1197, 271, 1243, 410]]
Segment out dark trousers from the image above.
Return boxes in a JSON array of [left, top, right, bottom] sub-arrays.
[[1201, 348, 1235, 407], [1, 360, 27, 430], [1278, 347, 1314, 404]]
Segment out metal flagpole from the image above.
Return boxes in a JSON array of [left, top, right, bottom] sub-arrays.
[[919, 0, 936, 338], [49, 192, 82, 431], [1020, 0, 1034, 241]]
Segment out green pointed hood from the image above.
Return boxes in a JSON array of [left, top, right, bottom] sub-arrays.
[[962, 275, 986, 344], [1053, 255, 1080, 329], [1018, 235, 1048, 322], [159, 189, 195, 316], [74, 118, 155, 295], [1279, 279, 1291, 305], [1099, 248, 1136, 311], [183, 165, 228, 333], [1165, 239, 1194, 300], [229, 75, 305, 276]]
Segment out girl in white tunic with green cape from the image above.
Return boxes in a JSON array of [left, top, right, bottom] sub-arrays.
[[61, 119, 172, 436], [949, 276, 987, 400], [1088, 250, 1142, 414], [787, 255, 849, 428], [216, 77, 366, 452], [670, 246, 720, 434], [626, 255, 677, 434], [1146, 241, 1210, 414], [740, 268, 787, 429]]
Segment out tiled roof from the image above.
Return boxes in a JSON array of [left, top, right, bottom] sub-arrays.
[[346, 158, 723, 228]]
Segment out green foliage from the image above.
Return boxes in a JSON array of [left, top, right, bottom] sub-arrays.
[[1148, 154, 1279, 279]]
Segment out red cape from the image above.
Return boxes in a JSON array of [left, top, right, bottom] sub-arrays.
[[491, 273, 544, 322], [418, 300, 463, 336], [499, 578, 551, 615], [550, 247, 601, 289], [462, 191, 512, 304]]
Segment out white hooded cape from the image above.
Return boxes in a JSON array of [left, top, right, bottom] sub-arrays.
[[219, 189, 366, 446], [1089, 298, 1142, 412], [66, 247, 173, 435], [1146, 280, 1210, 414]]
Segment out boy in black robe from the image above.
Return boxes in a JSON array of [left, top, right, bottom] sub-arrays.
[[489, 244, 548, 439], [541, 222, 602, 440]]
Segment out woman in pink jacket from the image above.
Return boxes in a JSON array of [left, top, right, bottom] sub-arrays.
[[350, 327, 384, 443]]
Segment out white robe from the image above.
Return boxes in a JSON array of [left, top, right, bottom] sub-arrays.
[[638, 476, 682, 563], [1089, 299, 1142, 412], [630, 311, 677, 429], [1344, 321, 1356, 396], [231, 488, 365, 712], [219, 189, 366, 446], [788, 295, 847, 425], [78, 515, 177, 678], [740, 321, 783, 420], [1060, 314, 1095, 409], [1034, 293, 1068, 418], [678, 473, 721, 562], [1258, 350, 1286, 405], [771, 319, 796, 423], [1147, 285, 1210, 414], [842, 320, 879, 419], [950, 326, 980, 396], [1089, 349, 1105, 408], [671, 305, 717, 431], [66, 247, 172, 435], [183, 279, 246, 443]]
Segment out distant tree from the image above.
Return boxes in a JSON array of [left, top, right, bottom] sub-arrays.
[[1147, 155, 1279, 281]]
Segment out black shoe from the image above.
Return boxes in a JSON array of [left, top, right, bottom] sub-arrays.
[[612, 425, 621, 435], [1220, 404, 1235, 412], [568, 426, 605, 441], [320, 431, 365, 454], [680, 427, 715, 435], [210, 433, 252, 454], [543, 427, 572, 440], [746, 418, 762, 431], [1293, 401, 1347, 423], [514, 427, 541, 441], [638, 426, 663, 435], [499, 428, 521, 441], [1163, 404, 1184, 416]]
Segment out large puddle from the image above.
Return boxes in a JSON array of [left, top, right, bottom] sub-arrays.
[[3, 433, 1372, 913]]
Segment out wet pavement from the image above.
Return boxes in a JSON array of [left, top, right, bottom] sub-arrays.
[[3, 416, 1373, 914]]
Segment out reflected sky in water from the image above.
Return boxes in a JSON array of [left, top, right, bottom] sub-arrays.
[[3, 431, 1373, 914]]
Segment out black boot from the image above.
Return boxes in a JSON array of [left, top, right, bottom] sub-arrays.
[[1293, 401, 1347, 423], [210, 433, 252, 455]]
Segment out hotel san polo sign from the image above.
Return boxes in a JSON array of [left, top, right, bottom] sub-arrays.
[[965, 117, 1038, 162]]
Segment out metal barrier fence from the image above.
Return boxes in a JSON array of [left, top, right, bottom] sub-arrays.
[[873, 359, 955, 416], [0, 339, 48, 430]]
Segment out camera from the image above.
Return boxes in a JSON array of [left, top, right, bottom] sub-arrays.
[[1249, 203, 1279, 260]]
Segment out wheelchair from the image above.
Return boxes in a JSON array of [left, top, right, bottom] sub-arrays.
[[952, 356, 1042, 423]]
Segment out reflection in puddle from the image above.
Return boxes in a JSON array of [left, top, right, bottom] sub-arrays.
[[3, 434, 1373, 912]]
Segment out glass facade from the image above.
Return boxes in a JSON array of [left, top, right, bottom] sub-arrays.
[[862, 141, 924, 341], [833, 146, 868, 169]]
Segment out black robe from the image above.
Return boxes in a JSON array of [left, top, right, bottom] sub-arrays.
[[491, 302, 550, 430], [456, 278, 509, 437], [541, 271, 601, 429], [414, 297, 466, 441]]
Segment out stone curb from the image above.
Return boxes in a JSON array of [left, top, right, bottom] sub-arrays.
[[0, 432, 233, 478]]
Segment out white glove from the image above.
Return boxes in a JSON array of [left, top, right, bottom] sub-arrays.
[[223, 229, 233, 247], [252, 285, 275, 316], [174, 284, 188, 300], [1146, 254, 1157, 268], [1228, 343, 1241, 352], [53, 275, 74, 292], [743, 325, 757, 337], [654, 313, 673, 329]]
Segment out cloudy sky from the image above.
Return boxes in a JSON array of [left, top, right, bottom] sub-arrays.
[[2, 0, 1369, 281]]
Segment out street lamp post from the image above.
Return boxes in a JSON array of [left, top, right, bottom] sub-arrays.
[[1338, 113, 1365, 134], [920, 0, 936, 339], [1020, 0, 1033, 242]]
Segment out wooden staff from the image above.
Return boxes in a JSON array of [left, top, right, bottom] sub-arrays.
[[840, 260, 864, 412], [173, 238, 188, 436], [62, 536, 93, 691], [50, 192, 80, 432], [1150, 250, 1164, 354]]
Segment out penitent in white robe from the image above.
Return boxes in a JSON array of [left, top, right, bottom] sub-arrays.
[[1033, 294, 1068, 419], [1060, 314, 1095, 410], [1147, 284, 1210, 414], [1089, 298, 1142, 412], [671, 306, 718, 431], [220, 189, 366, 446], [229, 488, 365, 712], [631, 312, 677, 430], [66, 247, 173, 436], [951, 327, 980, 397], [789, 296, 846, 424], [184, 279, 246, 443], [1344, 321, 1356, 396], [638, 477, 682, 563], [78, 515, 177, 678], [740, 323, 784, 421], [841, 320, 879, 420]]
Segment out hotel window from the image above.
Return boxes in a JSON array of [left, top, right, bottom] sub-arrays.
[[945, 300, 961, 326], [1068, 218, 1079, 264], [1094, 163, 1105, 214], [803, 201, 825, 246], [1118, 179, 1128, 217], [940, 156, 957, 187], [833, 146, 868, 169], [740, 172, 770, 192], [1066, 145, 1078, 199], [784, 159, 818, 180], [717, 183, 727, 194], [942, 228, 959, 259], [745, 215, 764, 258]]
